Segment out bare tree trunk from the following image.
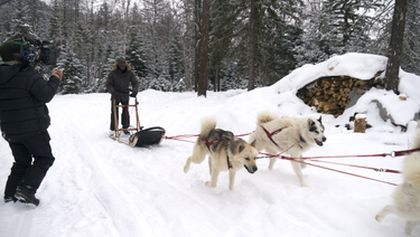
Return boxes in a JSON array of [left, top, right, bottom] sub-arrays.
[[216, 66, 220, 91], [197, 0, 209, 97], [122, 0, 131, 54], [193, 0, 201, 92], [384, 0, 408, 94], [180, 0, 195, 89], [248, 0, 258, 91]]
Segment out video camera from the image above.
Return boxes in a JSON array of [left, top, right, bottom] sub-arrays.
[[33, 40, 59, 66], [1, 33, 59, 66], [21, 38, 59, 66]]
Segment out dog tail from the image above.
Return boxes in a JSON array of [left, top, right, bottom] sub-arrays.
[[403, 128, 420, 185], [257, 112, 277, 125], [200, 117, 216, 137]]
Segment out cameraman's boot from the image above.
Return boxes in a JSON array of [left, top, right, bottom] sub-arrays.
[[4, 195, 17, 203], [15, 185, 40, 206]]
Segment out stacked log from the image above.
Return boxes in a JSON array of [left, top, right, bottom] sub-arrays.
[[354, 113, 368, 133], [297, 76, 381, 117]]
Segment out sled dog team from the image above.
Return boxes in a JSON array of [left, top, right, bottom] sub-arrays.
[[183, 112, 420, 235]]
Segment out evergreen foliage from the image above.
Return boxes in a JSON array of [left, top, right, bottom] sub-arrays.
[[0, 0, 414, 93], [57, 46, 84, 94]]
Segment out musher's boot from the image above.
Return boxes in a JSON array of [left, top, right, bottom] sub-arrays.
[[15, 185, 40, 206]]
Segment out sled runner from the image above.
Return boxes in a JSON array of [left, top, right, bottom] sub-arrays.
[[110, 97, 165, 147]]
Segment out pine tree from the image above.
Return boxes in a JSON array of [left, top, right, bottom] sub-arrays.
[[58, 46, 84, 94], [208, 0, 240, 91], [126, 26, 148, 80], [233, 0, 305, 87], [167, 31, 185, 86], [296, 0, 385, 67]]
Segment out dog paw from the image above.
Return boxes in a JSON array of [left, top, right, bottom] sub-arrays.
[[183, 159, 191, 173], [205, 181, 216, 188]]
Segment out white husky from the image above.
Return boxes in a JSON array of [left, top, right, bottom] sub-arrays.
[[375, 128, 420, 235], [249, 112, 326, 186]]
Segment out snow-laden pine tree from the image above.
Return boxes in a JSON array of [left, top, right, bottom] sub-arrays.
[[232, 0, 305, 88], [126, 27, 148, 83], [57, 46, 84, 94], [208, 0, 240, 91], [296, 0, 385, 66]]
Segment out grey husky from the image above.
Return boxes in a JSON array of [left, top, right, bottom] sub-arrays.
[[183, 118, 258, 190]]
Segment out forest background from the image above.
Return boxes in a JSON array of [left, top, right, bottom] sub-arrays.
[[0, 0, 418, 94]]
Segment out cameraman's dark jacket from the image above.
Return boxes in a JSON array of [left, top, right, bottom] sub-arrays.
[[106, 64, 139, 101], [0, 64, 60, 141]]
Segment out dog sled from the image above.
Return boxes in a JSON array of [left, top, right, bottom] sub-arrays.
[[109, 97, 165, 147]]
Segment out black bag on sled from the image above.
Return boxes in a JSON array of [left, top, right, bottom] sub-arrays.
[[128, 127, 165, 147]]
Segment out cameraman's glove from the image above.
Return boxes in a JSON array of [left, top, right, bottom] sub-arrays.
[[129, 92, 137, 97]]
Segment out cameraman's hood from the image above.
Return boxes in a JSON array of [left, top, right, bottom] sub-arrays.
[[0, 64, 21, 84]]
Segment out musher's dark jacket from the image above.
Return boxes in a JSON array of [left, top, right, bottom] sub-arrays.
[[106, 64, 139, 101], [0, 64, 60, 141]]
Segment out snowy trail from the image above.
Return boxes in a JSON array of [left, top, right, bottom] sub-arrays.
[[0, 91, 416, 237]]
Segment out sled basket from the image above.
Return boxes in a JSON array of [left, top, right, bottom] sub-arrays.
[[128, 126, 166, 147]]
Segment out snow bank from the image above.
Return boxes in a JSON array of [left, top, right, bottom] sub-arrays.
[[270, 52, 420, 127]]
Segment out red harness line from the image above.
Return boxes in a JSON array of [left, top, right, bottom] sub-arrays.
[[165, 134, 199, 139], [299, 148, 420, 160], [257, 152, 402, 186], [272, 155, 398, 186], [302, 160, 398, 186], [308, 160, 401, 174], [164, 134, 197, 144]]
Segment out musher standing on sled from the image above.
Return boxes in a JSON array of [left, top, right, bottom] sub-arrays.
[[106, 57, 139, 134], [0, 37, 64, 206]]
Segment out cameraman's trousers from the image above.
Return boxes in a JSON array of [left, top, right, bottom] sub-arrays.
[[4, 131, 55, 197]]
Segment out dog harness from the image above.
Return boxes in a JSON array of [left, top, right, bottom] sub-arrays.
[[226, 152, 233, 169], [203, 138, 233, 170], [260, 125, 287, 149], [204, 138, 220, 150]]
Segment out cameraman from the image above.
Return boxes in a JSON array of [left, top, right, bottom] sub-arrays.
[[0, 37, 63, 206]]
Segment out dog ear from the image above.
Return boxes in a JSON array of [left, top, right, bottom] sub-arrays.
[[250, 139, 256, 147], [318, 116, 322, 123], [238, 143, 245, 153], [308, 119, 315, 127], [308, 119, 317, 132]]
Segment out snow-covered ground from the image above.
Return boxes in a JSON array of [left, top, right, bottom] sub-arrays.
[[1, 53, 420, 236]]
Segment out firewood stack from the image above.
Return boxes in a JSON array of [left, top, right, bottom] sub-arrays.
[[297, 76, 382, 117]]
